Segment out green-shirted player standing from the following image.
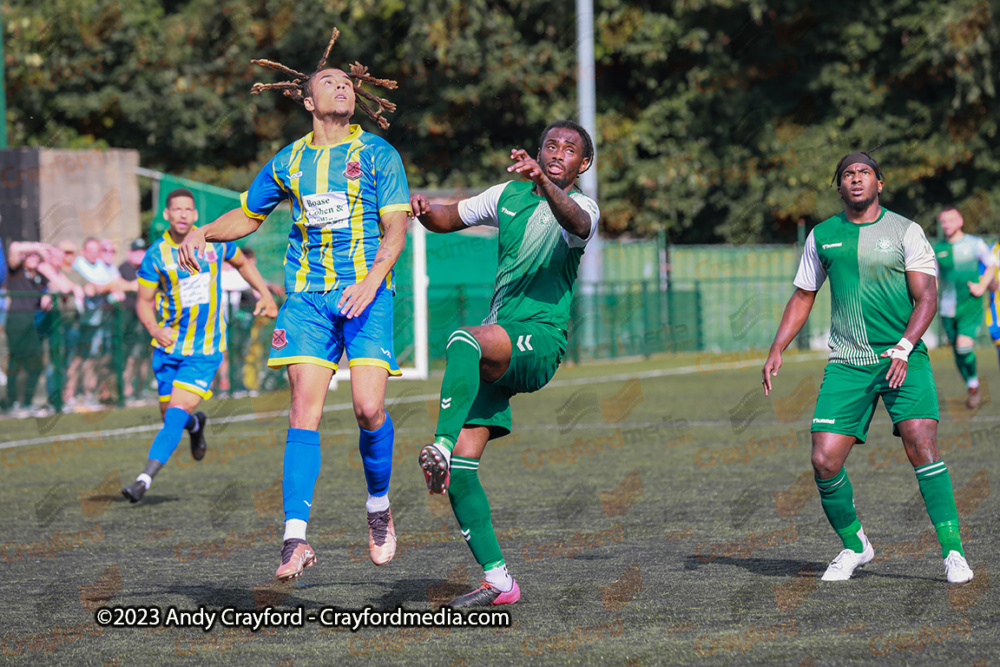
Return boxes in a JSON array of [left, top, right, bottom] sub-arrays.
[[762, 151, 974, 584], [409, 120, 600, 607], [933, 206, 997, 408]]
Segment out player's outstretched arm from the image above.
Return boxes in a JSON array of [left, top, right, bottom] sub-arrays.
[[762, 288, 816, 396], [508, 149, 591, 238], [409, 193, 466, 233], [178, 208, 263, 273], [880, 272, 937, 389], [229, 251, 278, 318]]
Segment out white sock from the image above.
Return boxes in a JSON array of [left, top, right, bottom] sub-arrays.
[[366, 494, 390, 513], [968, 377, 979, 389], [284, 519, 308, 542], [433, 438, 453, 467], [136, 474, 152, 489], [484, 564, 513, 592]]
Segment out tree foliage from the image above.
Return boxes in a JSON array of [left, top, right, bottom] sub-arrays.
[[4, 0, 998, 241]]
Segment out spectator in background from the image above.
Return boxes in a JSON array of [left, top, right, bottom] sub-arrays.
[[42, 244, 86, 409], [119, 238, 151, 402], [99, 239, 118, 268], [216, 249, 254, 394], [96, 239, 124, 400], [57, 240, 78, 272], [3, 243, 53, 415], [56, 240, 86, 407], [216, 247, 284, 395], [67, 237, 121, 407]]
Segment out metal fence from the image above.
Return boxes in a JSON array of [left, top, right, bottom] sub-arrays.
[[0, 292, 286, 416]]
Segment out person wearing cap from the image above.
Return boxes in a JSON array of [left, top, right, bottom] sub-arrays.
[[119, 238, 151, 401], [761, 150, 974, 585], [933, 206, 996, 409]]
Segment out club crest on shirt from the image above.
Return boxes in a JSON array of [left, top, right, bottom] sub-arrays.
[[205, 248, 218, 263], [272, 329, 288, 350], [875, 237, 893, 252], [344, 161, 362, 180]]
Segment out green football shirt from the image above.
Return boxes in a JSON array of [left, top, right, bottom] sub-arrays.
[[794, 208, 937, 365], [458, 180, 600, 335], [933, 233, 995, 321]]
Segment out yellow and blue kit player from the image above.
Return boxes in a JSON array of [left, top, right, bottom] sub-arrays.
[[176, 35, 411, 581], [122, 188, 277, 503], [986, 240, 1000, 359]]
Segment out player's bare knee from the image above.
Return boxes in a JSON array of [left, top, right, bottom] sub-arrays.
[[903, 437, 940, 466], [956, 335, 975, 353], [353, 402, 385, 431], [288, 400, 323, 431], [811, 453, 840, 480]]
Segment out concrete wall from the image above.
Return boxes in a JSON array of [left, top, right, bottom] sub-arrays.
[[0, 148, 140, 266], [38, 149, 141, 265]]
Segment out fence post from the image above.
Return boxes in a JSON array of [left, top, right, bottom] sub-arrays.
[[695, 281, 704, 351], [569, 293, 581, 364]]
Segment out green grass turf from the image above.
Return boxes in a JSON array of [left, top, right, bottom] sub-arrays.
[[1, 349, 998, 665]]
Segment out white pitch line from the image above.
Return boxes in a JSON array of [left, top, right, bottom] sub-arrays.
[[0, 351, 927, 451]]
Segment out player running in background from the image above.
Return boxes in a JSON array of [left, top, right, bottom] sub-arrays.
[[933, 206, 997, 408], [762, 151, 973, 584], [410, 120, 600, 607], [985, 236, 1000, 371], [122, 188, 277, 503], [177, 29, 410, 581]]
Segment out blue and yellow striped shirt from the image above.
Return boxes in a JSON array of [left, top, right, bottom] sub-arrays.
[[137, 231, 240, 356], [988, 242, 1000, 333], [241, 126, 411, 294]]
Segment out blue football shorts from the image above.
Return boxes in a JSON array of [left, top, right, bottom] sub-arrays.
[[267, 285, 400, 376], [152, 348, 224, 401]]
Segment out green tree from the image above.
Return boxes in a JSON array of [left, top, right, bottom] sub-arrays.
[[4, 0, 997, 241]]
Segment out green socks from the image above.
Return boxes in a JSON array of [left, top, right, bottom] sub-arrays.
[[915, 461, 964, 557], [815, 468, 865, 553], [815, 462, 965, 558], [448, 456, 505, 571], [436, 330, 482, 446], [954, 348, 976, 384]]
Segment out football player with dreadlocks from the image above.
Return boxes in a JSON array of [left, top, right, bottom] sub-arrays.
[[179, 28, 410, 581], [762, 149, 974, 585]]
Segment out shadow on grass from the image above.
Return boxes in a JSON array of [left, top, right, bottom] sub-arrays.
[[683, 555, 941, 582], [117, 495, 181, 507], [116, 578, 459, 611], [683, 555, 813, 576]]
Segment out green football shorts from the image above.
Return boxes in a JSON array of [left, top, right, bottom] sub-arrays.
[[464, 321, 566, 439], [941, 315, 981, 343], [810, 351, 939, 444]]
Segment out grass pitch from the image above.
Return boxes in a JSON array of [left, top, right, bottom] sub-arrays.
[[1, 349, 998, 665]]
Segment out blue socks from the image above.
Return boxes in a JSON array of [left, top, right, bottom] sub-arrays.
[[281, 415, 392, 525], [359, 412, 394, 498], [282, 428, 322, 523], [147, 406, 192, 464]]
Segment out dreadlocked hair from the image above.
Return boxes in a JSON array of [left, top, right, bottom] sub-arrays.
[[249, 27, 398, 129]]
